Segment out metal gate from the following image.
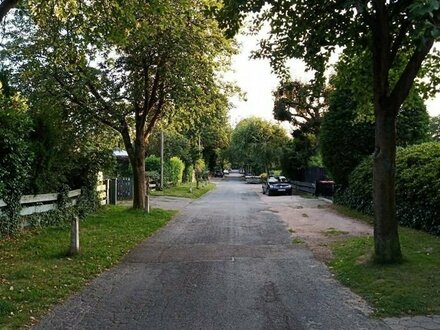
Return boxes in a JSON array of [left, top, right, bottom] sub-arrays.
[[116, 177, 133, 201]]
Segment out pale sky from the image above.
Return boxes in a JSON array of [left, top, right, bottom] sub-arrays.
[[227, 32, 440, 127]]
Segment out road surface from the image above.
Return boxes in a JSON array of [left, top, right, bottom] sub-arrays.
[[35, 177, 388, 329]]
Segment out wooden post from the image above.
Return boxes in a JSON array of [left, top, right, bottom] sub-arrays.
[[70, 216, 80, 255]]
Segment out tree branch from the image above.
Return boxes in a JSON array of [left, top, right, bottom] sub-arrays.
[[389, 20, 410, 67], [390, 38, 435, 111], [144, 83, 165, 140]]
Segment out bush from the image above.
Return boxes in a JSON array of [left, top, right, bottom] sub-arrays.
[[336, 142, 440, 234], [183, 164, 193, 183], [320, 86, 374, 187], [167, 157, 184, 186], [145, 155, 161, 172], [0, 88, 34, 236]]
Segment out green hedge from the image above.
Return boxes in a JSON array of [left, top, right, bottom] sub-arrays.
[[335, 142, 440, 235]]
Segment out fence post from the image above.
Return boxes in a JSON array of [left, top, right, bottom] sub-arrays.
[[109, 179, 117, 205], [70, 215, 80, 255]]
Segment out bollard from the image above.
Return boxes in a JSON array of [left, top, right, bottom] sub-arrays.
[[145, 195, 150, 214], [70, 216, 80, 255]]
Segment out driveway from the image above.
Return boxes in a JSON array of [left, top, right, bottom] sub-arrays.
[[249, 184, 373, 262], [35, 179, 388, 329]]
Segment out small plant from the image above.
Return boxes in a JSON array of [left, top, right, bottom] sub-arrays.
[[321, 228, 349, 237], [292, 238, 305, 244]]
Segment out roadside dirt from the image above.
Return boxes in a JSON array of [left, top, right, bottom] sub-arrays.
[[253, 186, 373, 262], [274, 204, 372, 262]]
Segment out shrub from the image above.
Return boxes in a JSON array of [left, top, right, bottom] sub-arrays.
[[336, 142, 440, 234], [183, 164, 193, 183], [145, 155, 161, 172], [167, 157, 184, 186], [0, 88, 34, 236]]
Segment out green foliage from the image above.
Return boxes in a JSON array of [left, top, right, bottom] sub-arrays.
[[229, 117, 289, 174], [145, 155, 185, 186], [168, 157, 184, 186], [0, 83, 33, 235], [396, 94, 431, 147], [145, 155, 161, 173], [321, 56, 430, 187], [194, 159, 206, 179], [336, 142, 440, 234], [430, 115, 440, 141], [183, 164, 193, 183], [273, 80, 328, 136], [280, 134, 317, 180], [320, 85, 375, 187], [3, 0, 235, 209], [147, 131, 192, 165]]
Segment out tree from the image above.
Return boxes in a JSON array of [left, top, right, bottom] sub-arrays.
[[218, 0, 440, 263], [3, 1, 234, 209], [229, 117, 288, 174], [321, 55, 430, 187], [273, 80, 329, 136], [429, 115, 440, 141]]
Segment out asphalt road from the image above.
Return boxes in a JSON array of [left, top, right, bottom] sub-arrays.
[[35, 178, 388, 330]]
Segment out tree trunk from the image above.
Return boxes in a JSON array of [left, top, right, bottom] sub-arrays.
[[373, 108, 402, 263], [132, 137, 146, 209]]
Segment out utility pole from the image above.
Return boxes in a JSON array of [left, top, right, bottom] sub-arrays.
[[160, 130, 164, 190]]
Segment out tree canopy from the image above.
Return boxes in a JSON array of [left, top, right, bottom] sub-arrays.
[[218, 0, 440, 263], [2, 0, 235, 209], [229, 117, 288, 174]]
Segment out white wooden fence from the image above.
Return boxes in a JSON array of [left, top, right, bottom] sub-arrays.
[[0, 189, 82, 216]]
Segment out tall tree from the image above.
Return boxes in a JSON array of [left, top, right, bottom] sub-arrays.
[[218, 0, 440, 263], [229, 117, 288, 174], [3, 0, 234, 209], [273, 80, 329, 136]]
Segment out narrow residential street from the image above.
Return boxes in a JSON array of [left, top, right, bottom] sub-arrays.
[[35, 176, 388, 329]]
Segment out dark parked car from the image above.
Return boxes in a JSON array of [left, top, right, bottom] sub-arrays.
[[213, 171, 224, 178], [262, 176, 292, 196]]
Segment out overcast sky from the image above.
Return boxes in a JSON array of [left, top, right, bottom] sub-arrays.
[[227, 32, 440, 127]]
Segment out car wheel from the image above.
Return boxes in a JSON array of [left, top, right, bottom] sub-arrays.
[[268, 190, 273, 196]]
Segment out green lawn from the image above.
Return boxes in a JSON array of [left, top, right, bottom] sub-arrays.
[[0, 206, 176, 328], [151, 182, 216, 199], [329, 223, 440, 317]]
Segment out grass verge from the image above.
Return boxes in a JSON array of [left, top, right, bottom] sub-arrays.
[[151, 182, 216, 199], [0, 206, 176, 328], [329, 226, 440, 317], [331, 204, 374, 225]]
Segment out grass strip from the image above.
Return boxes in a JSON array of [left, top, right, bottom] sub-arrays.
[[0, 205, 176, 328], [151, 182, 216, 199], [329, 226, 440, 317]]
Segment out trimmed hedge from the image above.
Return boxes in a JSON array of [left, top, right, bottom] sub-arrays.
[[335, 142, 440, 235]]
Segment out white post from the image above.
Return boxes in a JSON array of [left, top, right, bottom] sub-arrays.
[[70, 216, 80, 255], [160, 131, 164, 190]]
